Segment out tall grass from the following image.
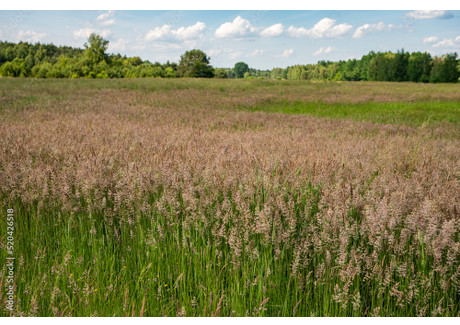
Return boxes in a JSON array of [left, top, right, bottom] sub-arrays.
[[0, 79, 459, 316], [2, 180, 457, 316]]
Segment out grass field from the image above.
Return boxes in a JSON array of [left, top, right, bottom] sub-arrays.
[[0, 78, 459, 316]]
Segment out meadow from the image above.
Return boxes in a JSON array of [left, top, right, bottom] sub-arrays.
[[0, 78, 459, 316]]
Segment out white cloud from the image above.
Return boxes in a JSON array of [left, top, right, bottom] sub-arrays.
[[215, 16, 257, 38], [100, 19, 115, 26], [286, 26, 308, 38], [97, 10, 114, 21], [73, 28, 111, 39], [309, 18, 352, 38], [422, 35, 460, 48], [260, 23, 284, 37], [279, 49, 294, 58], [215, 17, 351, 40], [352, 22, 398, 39], [313, 46, 333, 56], [286, 18, 352, 39], [145, 25, 172, 41], [145, 22, 206, 41], [96, 10, 116, 27], [17, 30, 47, 42], [423, 36, 439, 44], [249, 49, 264, 57], [432, 39, 455, 48], [173, 22, 206, 40], [404, 10, 453, 20]]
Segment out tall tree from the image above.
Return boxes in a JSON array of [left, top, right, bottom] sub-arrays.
[[391, 49, 409, 82], [441, 53, 459, 83], [430, 54, 459, 83], [177, 49, 214, 78], [84, 33, 109, 66], [368, 53, 392, 81], [407, 52, 432, 82], [234, 62, 249, 79]]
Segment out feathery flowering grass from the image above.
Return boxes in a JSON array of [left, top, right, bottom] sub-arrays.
[[0, 78, 459, 316]]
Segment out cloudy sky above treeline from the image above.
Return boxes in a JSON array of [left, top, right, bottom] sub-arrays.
[[0, 10, 459, 69]]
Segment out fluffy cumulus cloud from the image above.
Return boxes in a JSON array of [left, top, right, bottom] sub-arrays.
[[97, 10, 115, 26], [279, 49, 294, 58], [17, 30, 47, 42], [145, 22, 206, 41], [173, 22, 206, 40], [404, 10, 453, 20], [423, 36, 439, 44], [313, 46, 333, 56], [352, 22, 398, 39], [286, 18, 352, 38], [215, 16, 257, 38], [73, 28, 111, 39], [145, 25, 172, 41], [96, 10, 114, 22], [432, 39, 455, 48], [425, 35, 460, 48], [72, 11, 115, 41], [215, 16, 351, 40], [260, 23, 284, 37]]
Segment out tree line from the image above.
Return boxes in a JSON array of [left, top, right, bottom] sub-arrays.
[[280, 50, 459, 83], [1, 34, 459, 83]]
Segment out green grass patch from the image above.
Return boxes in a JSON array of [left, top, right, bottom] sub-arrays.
[[239, 99, 460, 126]]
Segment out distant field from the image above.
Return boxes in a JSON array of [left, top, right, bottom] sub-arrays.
[[1, 78, 459, 129], [0, 79, 459, 316]]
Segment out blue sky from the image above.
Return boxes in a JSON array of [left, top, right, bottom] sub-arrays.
[[0, 10, 459, 69]]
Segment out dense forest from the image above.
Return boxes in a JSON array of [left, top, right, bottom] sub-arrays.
[[1, 34, 459, 82]]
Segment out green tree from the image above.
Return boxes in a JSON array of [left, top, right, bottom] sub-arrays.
[[368, 53, 393, 81], [458, 61, 460, 82], [407, 52, 432, 82], [286, 65, 304, 80], [430, 54, 459, 83], [84, 33, 109, 66], [300, 71, 309, 80], [124, 57, 143, 67], [24, 54, 35, 76], [271, 68, 284, 80], [234, 62, 249, 79], [0, 58, 26, 77], [164, 67, 176, 78], [441, 53, 459, 82], [177, 49, 214, 78], [214, 68, 228, 78], [31, 62, 52, 78], [391, 49, 409, 82]]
